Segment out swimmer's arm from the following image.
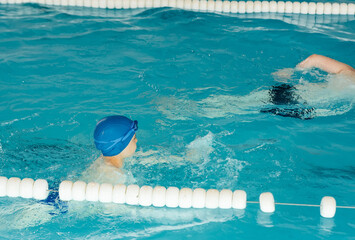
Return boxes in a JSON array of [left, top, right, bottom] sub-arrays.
[[297, 54, 355, 77]]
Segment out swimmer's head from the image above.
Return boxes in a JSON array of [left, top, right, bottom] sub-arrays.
[[94, 115, 138, 158]]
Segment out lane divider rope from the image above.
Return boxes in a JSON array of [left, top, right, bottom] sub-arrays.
[[0, 0, 354, 16], [1, 176, 354, 218]]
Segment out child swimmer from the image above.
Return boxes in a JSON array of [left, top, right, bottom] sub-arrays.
[[94, 115, 138, 168], [80, 115, 138, 184]]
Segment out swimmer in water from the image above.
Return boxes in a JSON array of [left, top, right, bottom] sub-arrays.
[[156, 54, 355, 121], [79, 115, 138, 184], [41, 116, 139, 212], [94, 115, 138, 168], [262, 54, 355, 119]]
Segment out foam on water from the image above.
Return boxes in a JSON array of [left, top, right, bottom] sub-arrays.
[[156, 89, 269, 120], [128, 132, 216, 166], [0, 200, 54, 230], [185, 131, 214, 163], [298, 74, 355, 117], [126, 131, 247, 187]]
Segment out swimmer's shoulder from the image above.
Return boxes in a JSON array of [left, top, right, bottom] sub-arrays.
[[80, 156, 128, 184]]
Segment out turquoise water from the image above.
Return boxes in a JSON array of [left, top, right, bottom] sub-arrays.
[[0, 2, 355, 239]]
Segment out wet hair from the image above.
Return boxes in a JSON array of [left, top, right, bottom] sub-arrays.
[[261, 84, 314, 120]]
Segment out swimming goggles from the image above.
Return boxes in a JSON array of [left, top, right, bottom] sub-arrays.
[[94, 120, 138, 151]]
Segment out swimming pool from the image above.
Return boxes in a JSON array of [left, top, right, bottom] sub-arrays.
[[0, 1, 354, 239]]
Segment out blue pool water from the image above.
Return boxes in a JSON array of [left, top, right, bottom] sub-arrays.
[[0, 2, 355, 239]]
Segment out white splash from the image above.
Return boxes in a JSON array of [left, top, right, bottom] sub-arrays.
[[297, 74, 355, 117], [128, 132, 216, 166], [0, 201, 54, 230], [185, 131, 214, 163]]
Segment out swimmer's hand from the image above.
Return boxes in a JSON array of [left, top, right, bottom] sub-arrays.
[[272, 68, 295, 82], [297, 54, 355, 79]]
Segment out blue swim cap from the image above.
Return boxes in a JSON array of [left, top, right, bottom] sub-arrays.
[[94, 115, 138, 157]]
